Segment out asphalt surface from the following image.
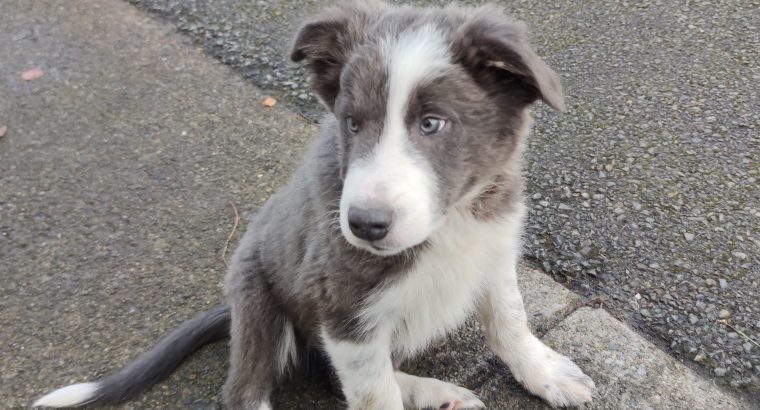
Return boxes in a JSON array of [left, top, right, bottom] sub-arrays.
[[124, 0, 760, 398]]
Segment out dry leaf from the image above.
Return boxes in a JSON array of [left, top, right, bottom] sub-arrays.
[[21, 67, 44, 81], [262, 97, 277, 107], [0, 125, 6, 139]]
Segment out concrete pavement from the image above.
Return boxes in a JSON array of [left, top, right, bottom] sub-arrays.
[[0, 0, 750, 409], [1, 0, 310, 407]]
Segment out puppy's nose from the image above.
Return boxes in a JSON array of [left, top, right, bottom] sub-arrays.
[[348, 207, 392, 241]]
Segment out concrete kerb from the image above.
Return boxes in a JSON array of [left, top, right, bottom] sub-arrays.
[[542, 308, 749, 409], [466, 263, 750, 409]]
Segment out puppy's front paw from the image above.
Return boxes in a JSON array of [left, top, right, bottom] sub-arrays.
[[396, 372, 485, 410], [514, 348, 595, 408], [537, 354, 594, 408], [431, 383, 485, 410]]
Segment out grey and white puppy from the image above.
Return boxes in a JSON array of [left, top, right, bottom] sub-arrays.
[[35, 1, 595, 409]]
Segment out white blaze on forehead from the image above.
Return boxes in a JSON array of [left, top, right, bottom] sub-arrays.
[[339, 26, 452, 254], [382, 24, 452, 139]]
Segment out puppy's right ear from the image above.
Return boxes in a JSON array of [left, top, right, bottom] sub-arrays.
[[291, 1, 387, 111]]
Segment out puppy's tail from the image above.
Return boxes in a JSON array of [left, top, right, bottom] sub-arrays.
[[33, 304, 231, 408]]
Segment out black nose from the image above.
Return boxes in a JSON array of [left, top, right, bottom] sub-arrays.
[[348, 207, 392, 241]]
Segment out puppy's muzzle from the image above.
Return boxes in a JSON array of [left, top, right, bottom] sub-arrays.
[[347, 206, 392, 241]]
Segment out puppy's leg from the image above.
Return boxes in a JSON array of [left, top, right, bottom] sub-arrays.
[[395, 371, 484, 410], [321, 326, 403, 410], [223, 282, 295, 410], [478, 257, 594, 407]]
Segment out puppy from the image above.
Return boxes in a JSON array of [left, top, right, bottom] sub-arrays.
[[35, 1, 594, 409]]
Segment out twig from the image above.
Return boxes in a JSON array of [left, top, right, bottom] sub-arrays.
[[718, 319, 760, 349], [220, 201, 240, 269], [296, 111, 319, 125]]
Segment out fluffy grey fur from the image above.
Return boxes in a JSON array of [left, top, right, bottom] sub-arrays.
[[34, 2, 595, 409]]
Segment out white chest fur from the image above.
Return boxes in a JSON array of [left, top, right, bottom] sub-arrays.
[[359, 206, 524, 359]]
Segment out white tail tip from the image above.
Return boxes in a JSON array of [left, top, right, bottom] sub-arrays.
[[33, 382, 99, 408]]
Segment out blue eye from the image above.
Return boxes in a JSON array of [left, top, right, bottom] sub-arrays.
[[420, 116, 446, 135], [346, 116, 359, 134]]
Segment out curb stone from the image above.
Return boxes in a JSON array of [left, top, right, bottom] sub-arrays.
[[541, 308, 749, 410]]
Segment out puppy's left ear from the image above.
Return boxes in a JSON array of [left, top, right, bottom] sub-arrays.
[[291, 1, 388, 111], [454, 9, 566, 112]]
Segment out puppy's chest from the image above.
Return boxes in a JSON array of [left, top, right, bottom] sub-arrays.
[[362, 213, 518, 358]]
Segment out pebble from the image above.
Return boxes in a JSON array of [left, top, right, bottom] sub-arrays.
[[705, 278, 716, 287], [718, 309, 731, 319], [719, 278, 728, 289], [683, 232, 695, 242], [732, 251, 747, 260], [714, 367, 727, 377], [693, 352, 706, 362]]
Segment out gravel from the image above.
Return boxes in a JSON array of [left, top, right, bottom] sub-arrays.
[[124, 0, 760, 399], [126, 0, 326, 118]]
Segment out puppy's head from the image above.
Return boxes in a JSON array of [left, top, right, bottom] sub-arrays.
[[292, 1, 564, 256]]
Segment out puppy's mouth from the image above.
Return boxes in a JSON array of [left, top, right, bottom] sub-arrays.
[[337, 226, 405, 256], [341, 228, 428, 257], [353, 239, 405, 257]]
